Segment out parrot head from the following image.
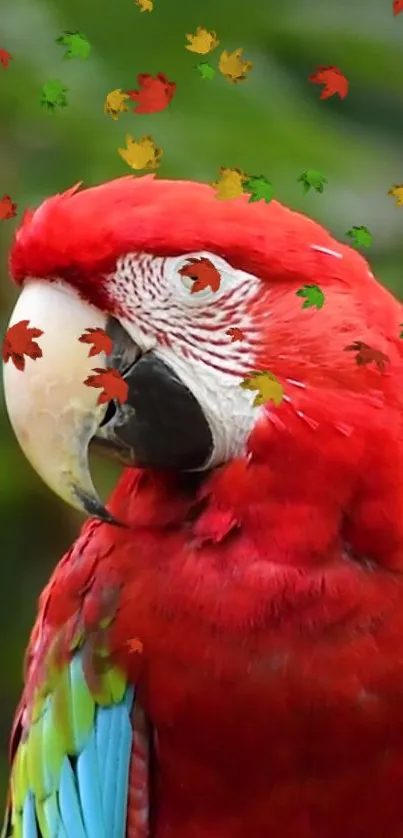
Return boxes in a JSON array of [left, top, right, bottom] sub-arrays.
[[3, 175, 403, 540]]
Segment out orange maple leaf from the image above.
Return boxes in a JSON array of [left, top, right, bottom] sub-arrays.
[[0, 195, 17, 220], [394, 0, 403, 14], [2, 320, 43, 371], [78, 327, 113, 357], [126, 72, 176, 114], [309, 66, 349, 100], [127, 637, 144, 653], [0, 49, 12, 69], [84, 367, 129, 404], [178, 257, 221, 293], [227, 327, 245, 342]]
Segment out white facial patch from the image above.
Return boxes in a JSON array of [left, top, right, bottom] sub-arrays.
[[110, 251, 265, 468]]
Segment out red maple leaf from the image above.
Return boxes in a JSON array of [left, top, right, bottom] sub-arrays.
[[2, 320, 43, 371], [78, 327, 113, 358], [84, 367, 129, 405], [393, 0, 403, 14], [227, 326, 245, 342], [308, 66, 349, 100], [0, 49, 12, 69], [126, 72, 176, 114], [0, 195, 17, 220], [178, 257, 221, 293]]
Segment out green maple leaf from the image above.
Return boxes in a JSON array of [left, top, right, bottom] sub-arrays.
[[346, 225, 373, 248], [56, 31, 91, 60], [243, 174, 274, 204], [196, 61, 215, 80], [296, 284, 325, 310], [40, 79, 69, 111], [298, 169, 328, 194]]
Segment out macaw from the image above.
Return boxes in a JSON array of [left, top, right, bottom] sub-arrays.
[[2, 174, 403, 838]]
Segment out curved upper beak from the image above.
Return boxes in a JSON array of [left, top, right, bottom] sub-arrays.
[[2, 279, 121, 523]]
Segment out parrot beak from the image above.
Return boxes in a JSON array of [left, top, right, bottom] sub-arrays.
[[2, 279, 122, 524]]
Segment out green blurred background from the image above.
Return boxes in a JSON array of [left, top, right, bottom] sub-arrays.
[[0, 0, 403, 811]]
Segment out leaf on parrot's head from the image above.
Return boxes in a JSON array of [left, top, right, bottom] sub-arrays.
[[56, 31, 91, 60], [178, 257, 221, 293], [135, 0, 154, 10], [218, 48, 253, 83], [297, 170, 328, 194], [78, 327, 113, 358], [2, 320, 44, 372], [0, 194, 17, 219], [240, 370, 284, 408], [243, 174, 274, 204], [0, 48, 12, 68], [388, 185, 403, 207], [84, 367, 129, 405], [308, 65, 349, 100], [104, 89, 130, 120], [126, 72, 176, 114], [185, 27, 220, 55], [40, 80, 69, 112], [118, 134, 162, 170], [343, 341, 390, 372], [346, 225, 373, 248], [210, 167, 247, 199], [393, 0, 403, 14], [227, 326, 245, 342], [196, 61, 216, 80], [296, 284, 325, 310]]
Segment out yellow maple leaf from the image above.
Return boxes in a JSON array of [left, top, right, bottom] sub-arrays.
[[210, 167, 247, 200], [185, 27, 220, 55], [134, 0, 153, 9], [218, 48, 253, 83], [104, 89, 130, 121], [118, 134, 162, 170], [239, 370, 284, 408], [388, 184, 403, 207]]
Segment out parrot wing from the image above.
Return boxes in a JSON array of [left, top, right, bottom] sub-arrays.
[[1, 571, 150, 838]]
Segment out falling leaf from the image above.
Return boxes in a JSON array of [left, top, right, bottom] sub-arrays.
[[227, 327, 245, 342], [0, 49, 12, 69], [178, 257, 221, 293], [211, 167, 246, 200], [104, 89, 130, 121], [118, 134, 162, 170], [2, 320, 43, 371], [40, 80, 69, 112], [309, 66, 349, 100], [196, 61, 215, 80], [185, 27, 219, 55], [393, 0, 403, 14], [346, 226, 373, 248], [0, 195, 17, 220], [243, 174, 274, 204], [135, 0, 153, 10], [126, 73, 176, 114], [344, 341, 390, 373], [298, 170, 328, 194], [127, 637, 144, 653], [218, 48, 252, 83], [78, 327, 113, 358], [56, 31, 91, 60], [388, 185, 403, 207], [296, 284, 325, 310], [84, 367, 129, 405], [240, 371, 284, 408]]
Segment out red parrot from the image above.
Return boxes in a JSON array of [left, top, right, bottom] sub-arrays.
[[2, 175, 403, 838]]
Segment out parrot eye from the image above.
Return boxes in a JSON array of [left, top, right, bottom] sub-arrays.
[[179, 273, 197, 291]]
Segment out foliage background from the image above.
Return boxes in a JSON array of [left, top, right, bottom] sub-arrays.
[[0, 0, 402, 811]]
